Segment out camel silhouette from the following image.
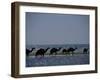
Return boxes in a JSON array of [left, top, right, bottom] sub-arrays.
[[83, 48, 88, 54], [67, 47, 77, 54], [50, 47, 61, 55], [62, 49, 68, 54], [26, 48, 35, 56], [35, 48, 49, 57]]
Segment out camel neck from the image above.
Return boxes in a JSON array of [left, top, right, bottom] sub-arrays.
[[45, 48, 49, 52]]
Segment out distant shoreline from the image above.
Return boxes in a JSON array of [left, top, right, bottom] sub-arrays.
[[26, 44, 89, 49]]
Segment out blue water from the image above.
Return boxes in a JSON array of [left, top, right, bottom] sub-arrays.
[[26, 54, 89, 67], [26, 44, 89, 67]]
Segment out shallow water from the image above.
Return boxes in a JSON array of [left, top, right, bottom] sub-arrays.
[[26, 53, 89, 67]]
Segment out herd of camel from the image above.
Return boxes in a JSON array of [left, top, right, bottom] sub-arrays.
[[26, 47, 89, 57]]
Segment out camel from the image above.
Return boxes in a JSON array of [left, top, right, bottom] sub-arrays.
[[35, 48, 49, 57], [49, 47, 61, 55], [67, 47, 77, 55], [83, 48, 88, 54], [62, 49, 68, 54], [26, 48, 35, 56]]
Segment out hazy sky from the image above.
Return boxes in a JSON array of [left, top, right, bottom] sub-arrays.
[[26, 12, 89, 45]]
